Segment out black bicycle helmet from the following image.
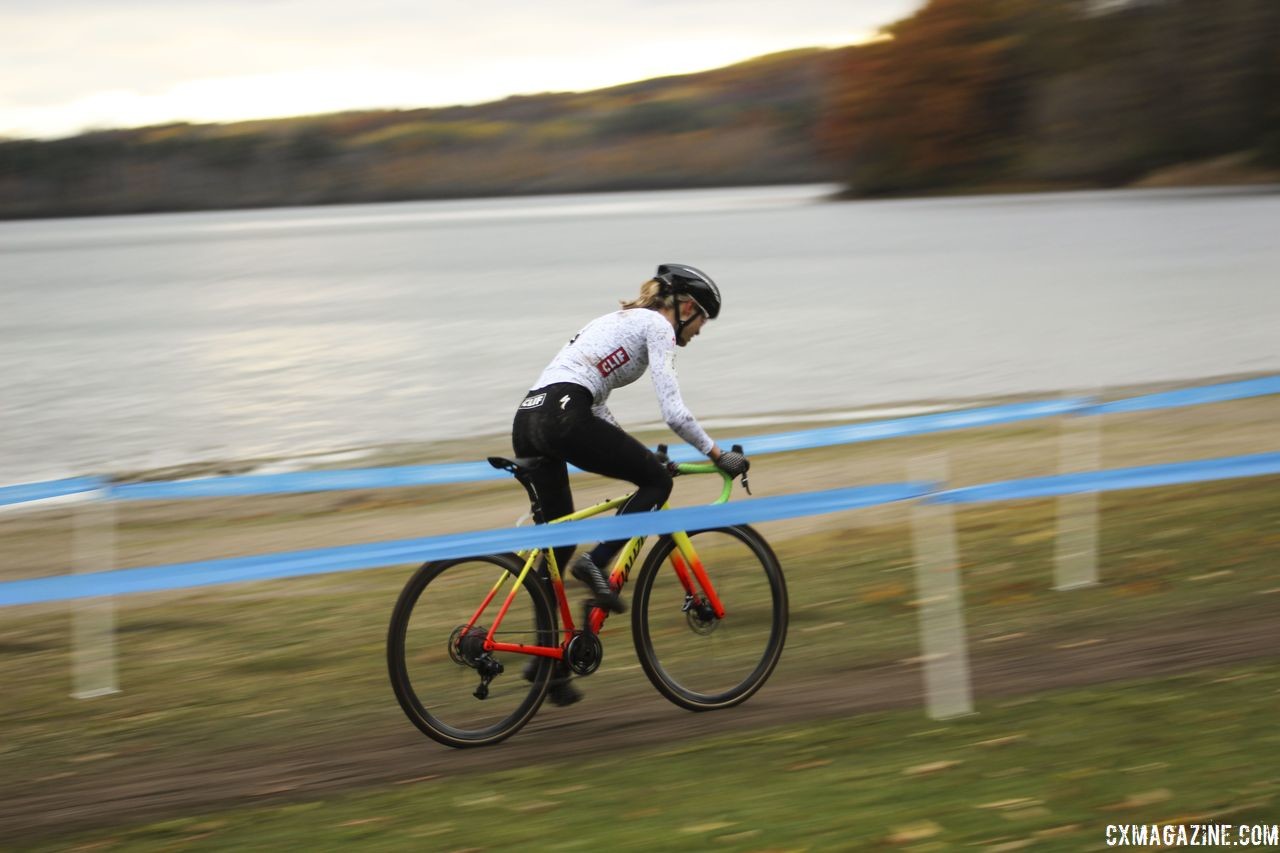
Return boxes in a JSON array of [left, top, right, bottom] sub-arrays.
[[656, 263, 721, 320]]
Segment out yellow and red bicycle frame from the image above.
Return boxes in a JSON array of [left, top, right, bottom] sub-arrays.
[[470, 462, 733, 661]]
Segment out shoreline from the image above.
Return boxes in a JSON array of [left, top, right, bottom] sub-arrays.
[[3, 173, 1278, 227]]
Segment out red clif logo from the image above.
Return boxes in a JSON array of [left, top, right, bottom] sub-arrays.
[[596, 347, 630, 377]]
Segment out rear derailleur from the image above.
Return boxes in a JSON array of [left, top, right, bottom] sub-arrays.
[[472, 654, 505, 700]]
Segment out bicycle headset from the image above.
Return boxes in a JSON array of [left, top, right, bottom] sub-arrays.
[[655, 263, 721, 341]]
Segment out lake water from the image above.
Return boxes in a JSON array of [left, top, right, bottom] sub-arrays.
[[2, 183, 1277, 483]]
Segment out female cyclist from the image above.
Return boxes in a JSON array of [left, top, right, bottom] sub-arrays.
[[512, 263, 748, 703]]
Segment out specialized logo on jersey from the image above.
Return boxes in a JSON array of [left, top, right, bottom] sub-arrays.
[[596, 347, 630, 378], [520, 393, 546, 409]]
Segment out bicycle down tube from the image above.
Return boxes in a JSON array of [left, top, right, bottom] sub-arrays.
[[479, 463, 735, 659]]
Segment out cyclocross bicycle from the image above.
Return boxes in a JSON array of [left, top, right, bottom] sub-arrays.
[[387, 445, 788, 748]]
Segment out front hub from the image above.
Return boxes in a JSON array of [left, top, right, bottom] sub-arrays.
[[685, 600, 719, 635]]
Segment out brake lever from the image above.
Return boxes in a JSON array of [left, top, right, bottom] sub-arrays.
[[656, 443, 680, 476], [731, 443, 752, 495]]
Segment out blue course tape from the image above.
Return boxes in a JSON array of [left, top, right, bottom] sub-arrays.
[[928, 451, 1280, 505], [5, 375, 1277, 507], [0, 482, 932, 607], [110, 462, 509, 501], [664, 398, 1092, 462], [1087, 375, 1280, 415], [0, 477, 107, 508], [109, 398, 1091, 501]]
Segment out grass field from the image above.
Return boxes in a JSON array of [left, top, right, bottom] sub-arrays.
[[1, 392, 1277, 849], [18, 663, 1280, 852]]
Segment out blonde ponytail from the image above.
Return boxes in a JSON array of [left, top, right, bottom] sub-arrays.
[[620, 279, 674, 311]]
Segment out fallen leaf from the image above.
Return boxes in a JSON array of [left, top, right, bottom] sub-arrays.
[[680, 822, 735, 834], [800, 621, 846, 633], [887, 820, 942, 843], [1034, 824, 1082, 838], [395, 775, 439, 785], [977, 798, 1040, 810], [1120, 762, 1169, 773], [980, 633, 1026, 644], [1104, 789, 1173, 810], [715, 830, 762, 844], [860, 582, 909, 603], [337, 818, 385, 827], [1004, 807, 1052, 820], [899, 654, 946, 665], [454, 793, 501, 807], [1055, 638, 1104, 649], [903, 760, 962, 776], [988, 840, 1035, 852]]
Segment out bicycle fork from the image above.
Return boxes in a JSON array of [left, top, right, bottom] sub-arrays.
[[666, 531, 726, 620]]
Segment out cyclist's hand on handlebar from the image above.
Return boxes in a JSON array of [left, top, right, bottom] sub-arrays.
[[714, 449, 749, 478]]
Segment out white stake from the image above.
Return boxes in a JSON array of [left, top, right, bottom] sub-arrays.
[[908, 453, 973, 720], [71, 490, 119, 698], [1054, 394, 1102, 589]]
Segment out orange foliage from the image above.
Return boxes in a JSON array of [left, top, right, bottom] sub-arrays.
[[821, 0, 1050, 193]]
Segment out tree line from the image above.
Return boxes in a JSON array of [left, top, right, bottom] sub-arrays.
[[1, 0, 1275, 219], [821, 0, 1280, 195]]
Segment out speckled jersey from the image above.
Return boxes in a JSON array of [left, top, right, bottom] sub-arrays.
[[530, 308, 715, 455]]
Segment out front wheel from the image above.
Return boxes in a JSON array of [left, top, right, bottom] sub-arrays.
[[631, 525, 787, 711], [388, 553, 556, 748]]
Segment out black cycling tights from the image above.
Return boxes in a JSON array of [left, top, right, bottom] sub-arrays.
[[512, 382, 673, 574]]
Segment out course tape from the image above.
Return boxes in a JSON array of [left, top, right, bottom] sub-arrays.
[[928, 451, 1280, 505], [110, 462, 509, 501], [100, 397, 1092, 502], [664, 398, 1090, 462], [5, 449, 1278, 608], [0, 482, 932, 608], [5, 374, 1276, 507], [0, 477, 107, 508], [1085, 375, 1280, 415]]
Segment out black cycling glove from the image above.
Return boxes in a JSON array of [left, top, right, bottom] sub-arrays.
[[715, 450, 750, 478]]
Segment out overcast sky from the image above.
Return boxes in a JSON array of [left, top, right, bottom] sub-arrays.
[[1, 1, 921, 139]]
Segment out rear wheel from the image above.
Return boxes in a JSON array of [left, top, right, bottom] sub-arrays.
[[388, 553, 556, 747], [631, 525, 787, 711]]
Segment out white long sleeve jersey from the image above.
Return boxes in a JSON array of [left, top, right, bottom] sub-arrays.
[[530, 308, 715, 455]]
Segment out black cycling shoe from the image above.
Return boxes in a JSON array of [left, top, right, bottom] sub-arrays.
[[522, 659, 582, 707], [571, 554, 626, 613]]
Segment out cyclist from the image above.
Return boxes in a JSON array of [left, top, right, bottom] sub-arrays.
[[512, 263, 748, 704]]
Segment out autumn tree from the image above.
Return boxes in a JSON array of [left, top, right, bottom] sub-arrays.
[[821, 0, 1077, 194], [823, 0, 1280, 194]]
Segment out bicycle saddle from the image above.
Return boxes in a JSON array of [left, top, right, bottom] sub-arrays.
[[487, 456, 546, 479]]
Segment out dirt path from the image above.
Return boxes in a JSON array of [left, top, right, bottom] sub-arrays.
[[4, 602, 1277, 842]]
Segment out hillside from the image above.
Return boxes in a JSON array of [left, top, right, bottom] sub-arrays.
[[5, 0, 1277, 221], [0, 49, 838, 220]]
